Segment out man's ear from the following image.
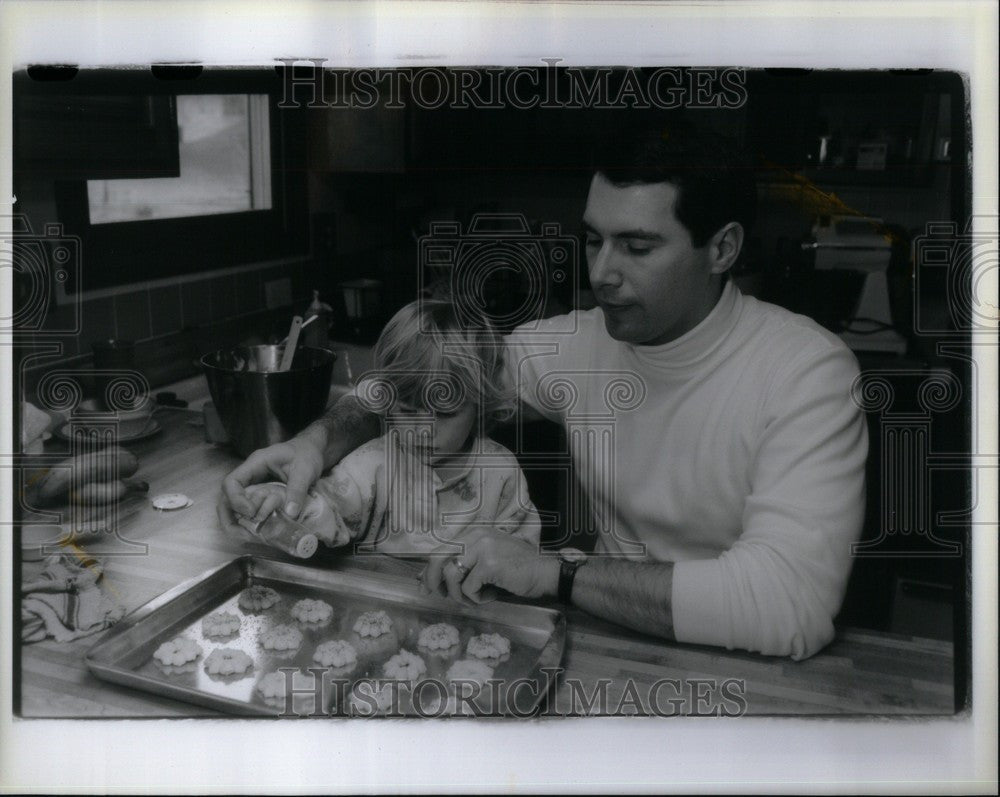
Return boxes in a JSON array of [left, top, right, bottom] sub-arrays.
[[708, 222, 745, 274]]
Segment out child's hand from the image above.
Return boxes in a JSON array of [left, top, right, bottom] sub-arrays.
[[297, 494, 353, 547], [243, 482, 288, 522], [244, 482, 352, 548]]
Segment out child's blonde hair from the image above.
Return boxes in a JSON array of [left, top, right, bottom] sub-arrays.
[[373, 298, 513, 427]]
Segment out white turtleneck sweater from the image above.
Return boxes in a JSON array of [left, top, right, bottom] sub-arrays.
[[504, 281, 868, 660]]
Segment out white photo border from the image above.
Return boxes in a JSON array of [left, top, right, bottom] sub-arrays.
[[1, 1, 996, 793]]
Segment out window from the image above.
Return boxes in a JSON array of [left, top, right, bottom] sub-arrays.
[[15, 68, 311, 292], [87, 94, 272, 224]]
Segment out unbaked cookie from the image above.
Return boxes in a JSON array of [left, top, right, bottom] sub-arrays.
[[204, 648, 254, 676], [466, 632, 511, 660], [351, 630, 398, 660], [260, 624, 303, 651], [256, 671, 291, 700], [382, 649, 427, 683], [290, 598, 333, 624], [417, 623, 460, 651], [446, 658, 495, 687], [257, 670, 327, 714], [238, 585, 281, 612], [153, 637, 202, 667], [353, 610, 393, 638], [202, 611, 241, 638], [313, 640, 358, 669], [154, 661, 199, 677]]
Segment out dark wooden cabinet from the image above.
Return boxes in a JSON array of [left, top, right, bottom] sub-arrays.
[[308, 104, 406, 173]]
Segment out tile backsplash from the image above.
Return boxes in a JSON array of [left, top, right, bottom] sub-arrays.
[[18, 259, 311, 399]]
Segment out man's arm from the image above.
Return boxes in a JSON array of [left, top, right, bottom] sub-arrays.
[[570, 559, 675, 640], [669, 341, 867, 660], [306, 394, 382, 472], [423, 531, 675, 640], [424, 340, 865, 659]]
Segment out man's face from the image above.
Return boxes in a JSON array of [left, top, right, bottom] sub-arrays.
[[582, 173, 724, 346]]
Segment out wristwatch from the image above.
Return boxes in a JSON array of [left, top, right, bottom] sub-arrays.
[[557, 547, 588, 604]]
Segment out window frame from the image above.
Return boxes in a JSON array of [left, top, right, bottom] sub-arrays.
[[85, 93, 273, 226], [30, 70, 309, 294]]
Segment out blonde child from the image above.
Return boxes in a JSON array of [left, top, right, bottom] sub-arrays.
[[244, 299, 541, 557]]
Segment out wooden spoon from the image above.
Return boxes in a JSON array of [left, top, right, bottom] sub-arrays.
[[278, 316, 303, 371]]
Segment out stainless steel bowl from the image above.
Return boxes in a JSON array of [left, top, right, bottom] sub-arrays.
[[201, 345, 336, 457]]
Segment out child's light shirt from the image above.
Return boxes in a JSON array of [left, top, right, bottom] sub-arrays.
[[306, 434, 541, 555]]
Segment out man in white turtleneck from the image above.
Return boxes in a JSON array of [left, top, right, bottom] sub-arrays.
[[221, 124, 867, 661], [419, 126, 868, 660]]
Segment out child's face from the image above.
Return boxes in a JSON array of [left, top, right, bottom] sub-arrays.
[[391, 401, 477, 462]]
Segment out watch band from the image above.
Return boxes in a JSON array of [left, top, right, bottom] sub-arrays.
[[558, 557, 580, 604]]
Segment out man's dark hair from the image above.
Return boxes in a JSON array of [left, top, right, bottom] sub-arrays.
[[592, 121, 758, 248]]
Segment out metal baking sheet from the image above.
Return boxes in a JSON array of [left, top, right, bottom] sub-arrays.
[[86, 555, 565, 717]]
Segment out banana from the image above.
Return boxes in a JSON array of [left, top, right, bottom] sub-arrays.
[[70, 478, 149, 506], [35, 447, 140, 504]]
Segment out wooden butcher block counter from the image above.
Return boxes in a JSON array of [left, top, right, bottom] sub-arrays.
[[18, 406, 956, 718]]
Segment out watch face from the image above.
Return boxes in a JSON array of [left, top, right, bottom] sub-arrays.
[[559, 547, 587, 564]]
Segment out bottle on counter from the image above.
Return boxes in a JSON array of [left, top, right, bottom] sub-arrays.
[[303, 289, 333, 350], [236, 508, 318, 558]]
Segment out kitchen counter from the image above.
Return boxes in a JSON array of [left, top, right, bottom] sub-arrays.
[[18, 407, 955, 718]]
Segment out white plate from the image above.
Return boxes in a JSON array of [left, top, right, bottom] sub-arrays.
[[53, 420, 162, 443], [151, 493, 192, 511]]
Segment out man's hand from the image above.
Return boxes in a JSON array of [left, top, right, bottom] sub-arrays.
[[218, 394, 383, 535], [218, 427, 327, 534], [421, 528, 559, 605], [422, 528, 677, 642], [242, 482, 290, 525]]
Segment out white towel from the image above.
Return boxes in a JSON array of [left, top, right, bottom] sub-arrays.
[[21, 551, 125, 643], [22, 401, 51, 452]]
